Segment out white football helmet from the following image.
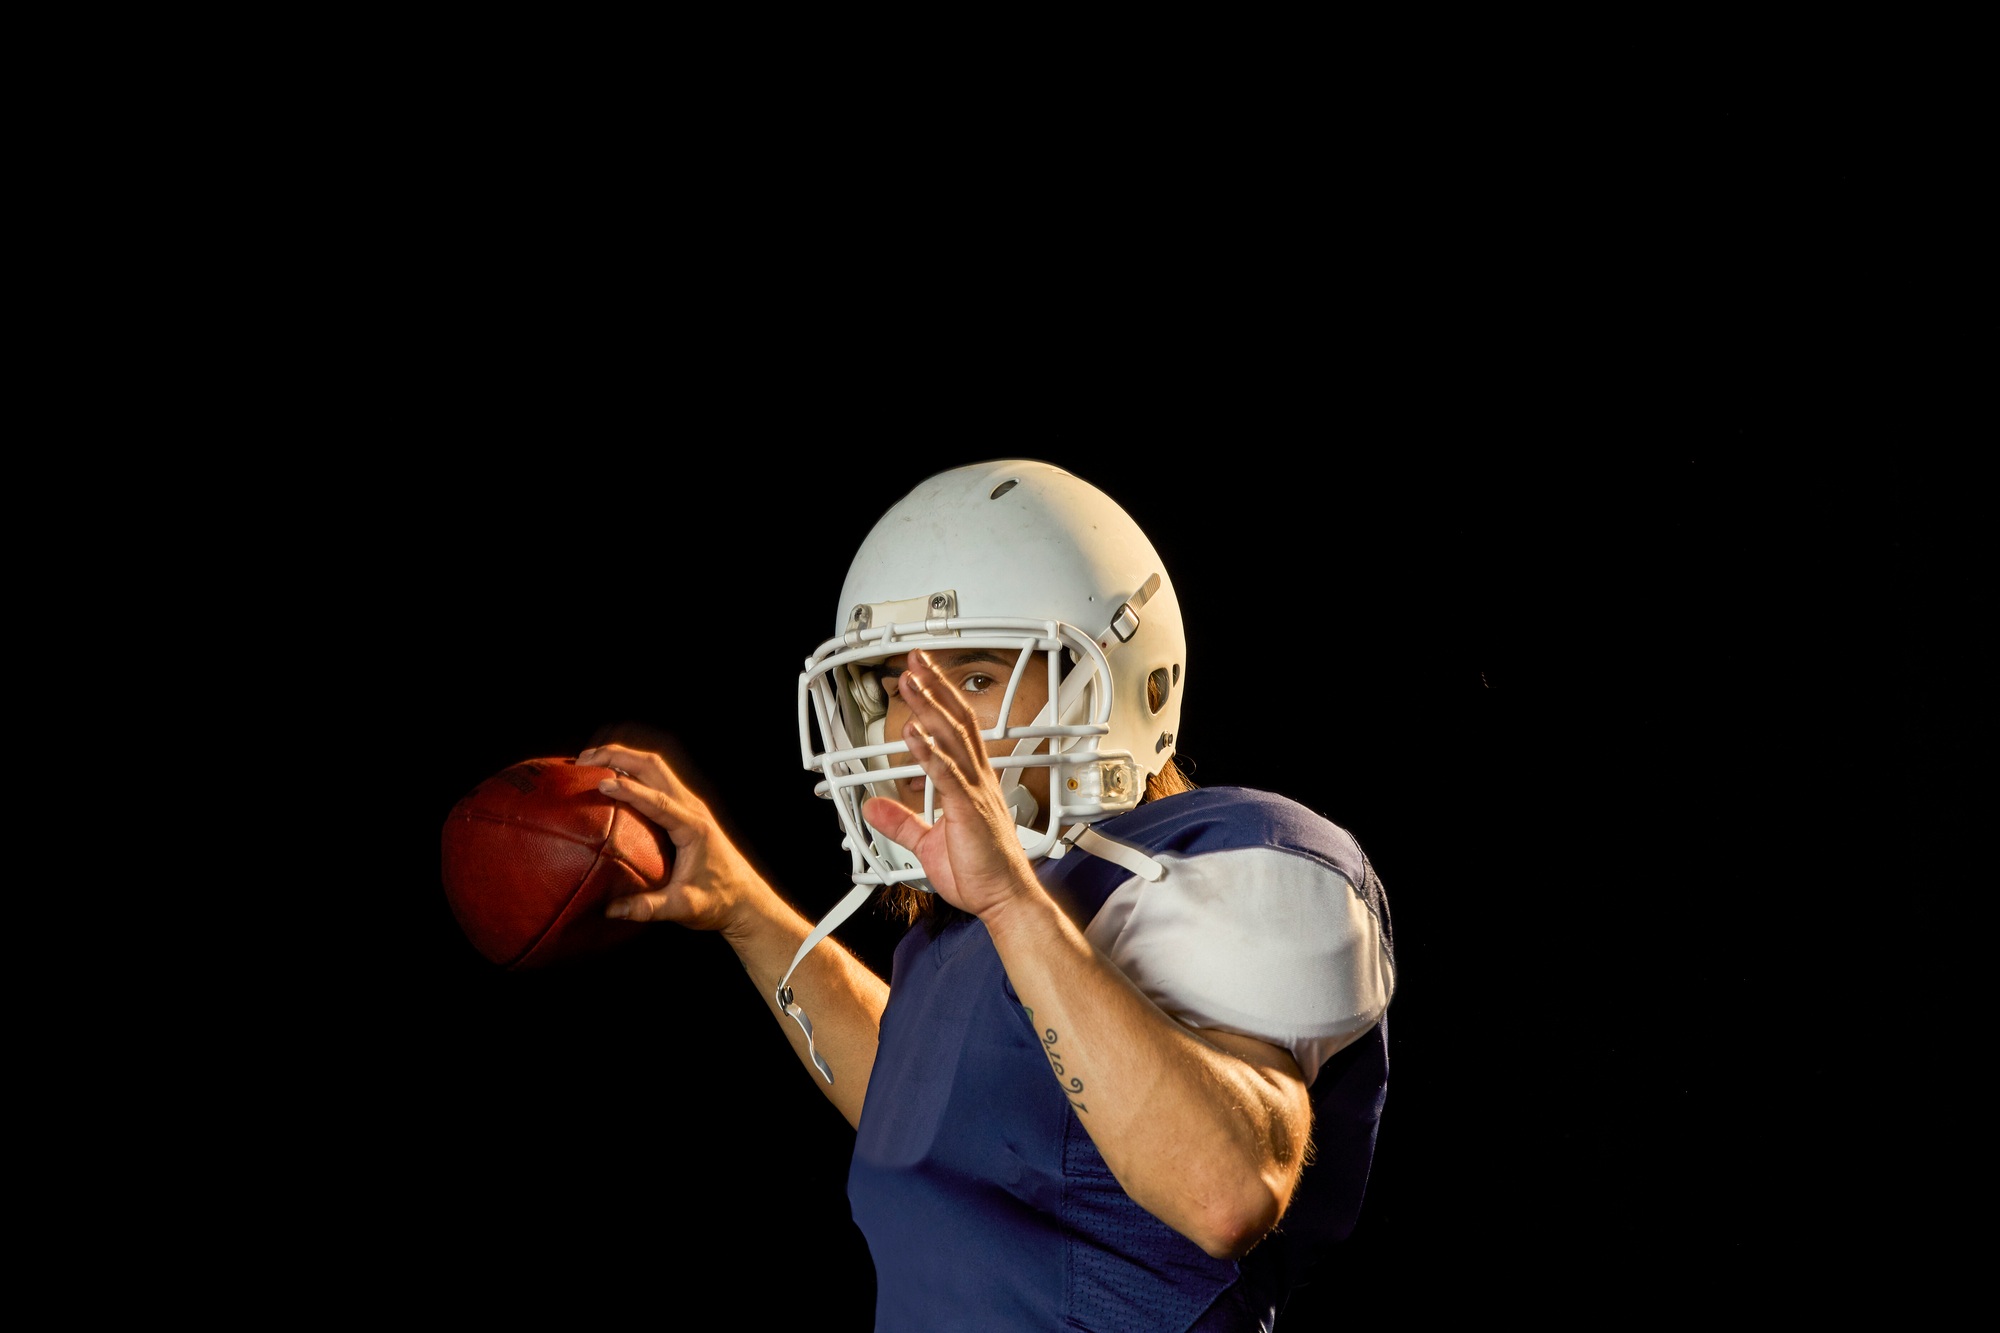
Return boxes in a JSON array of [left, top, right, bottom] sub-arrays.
[[777, 459, 1187, 1081], [799, 458, 1187, 894]]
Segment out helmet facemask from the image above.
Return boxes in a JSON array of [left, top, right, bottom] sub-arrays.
[[800, 604, 1144, 895]]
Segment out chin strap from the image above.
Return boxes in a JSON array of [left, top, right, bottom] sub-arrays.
[[1068, 825, 1165, 881], [775, 880, 877, 1084]]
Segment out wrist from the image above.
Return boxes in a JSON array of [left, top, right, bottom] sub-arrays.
[[975, 877, 1062, 949]]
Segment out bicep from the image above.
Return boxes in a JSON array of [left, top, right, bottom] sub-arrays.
[[1199, 1025, 1305, 1088], [1192, 1025, 1313, 1163]]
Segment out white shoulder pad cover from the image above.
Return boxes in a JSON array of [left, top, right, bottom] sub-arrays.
[[1082, 843, 1395, 1085]]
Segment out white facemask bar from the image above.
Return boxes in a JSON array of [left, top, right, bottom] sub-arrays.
[[802, 625, 1116, 877]]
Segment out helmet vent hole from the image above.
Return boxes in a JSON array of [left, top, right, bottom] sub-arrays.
[[1147, 666, 1173, 715], [989, 480, 1020, 500]]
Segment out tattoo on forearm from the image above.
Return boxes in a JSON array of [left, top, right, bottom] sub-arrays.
[[1022, 1006, 1086, 1113]]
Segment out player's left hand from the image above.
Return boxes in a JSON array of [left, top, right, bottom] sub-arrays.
[[860, 648, 1041, 921]]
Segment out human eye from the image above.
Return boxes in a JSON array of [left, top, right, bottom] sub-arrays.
[[958, 672, 995, 694]]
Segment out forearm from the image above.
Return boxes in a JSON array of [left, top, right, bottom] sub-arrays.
[[981, 890, 1310, 1260], [721, 889, 887, 1130], [578, 742, 887, 1128]]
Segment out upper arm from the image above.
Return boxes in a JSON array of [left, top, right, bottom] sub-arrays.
[[1196, 1025, 1313, 1161]]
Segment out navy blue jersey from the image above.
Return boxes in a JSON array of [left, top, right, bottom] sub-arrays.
[[848, 787, 1395, 1331]]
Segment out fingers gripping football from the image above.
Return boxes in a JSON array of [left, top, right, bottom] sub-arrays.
[[578, 742, 751, 930]]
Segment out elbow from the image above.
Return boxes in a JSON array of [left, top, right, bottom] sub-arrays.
[[1183, 1184, 1285, 1262]]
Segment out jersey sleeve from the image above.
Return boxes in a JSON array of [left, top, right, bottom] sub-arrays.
[[1080, 843, 1395, 1086]]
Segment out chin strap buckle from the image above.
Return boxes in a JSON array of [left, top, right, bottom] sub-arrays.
[[1095, 572, 1160, 652], [776, 985, 834, 1084]]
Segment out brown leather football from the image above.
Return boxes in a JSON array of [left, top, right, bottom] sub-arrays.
[[440, 756, 667, 970]]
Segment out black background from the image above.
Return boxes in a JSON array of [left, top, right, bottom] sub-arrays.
[[343, 102, 1974, 1324]]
